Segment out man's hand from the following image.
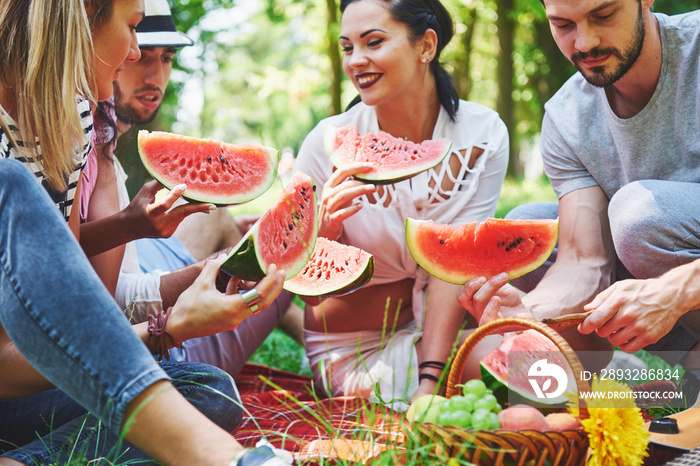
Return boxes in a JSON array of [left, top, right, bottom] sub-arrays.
[[580, 277, 685, 352]]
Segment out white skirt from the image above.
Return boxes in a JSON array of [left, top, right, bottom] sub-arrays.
[[304, 322, 421, 408]]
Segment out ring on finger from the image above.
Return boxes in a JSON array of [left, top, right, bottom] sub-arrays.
[[241, 288, 262, 315]]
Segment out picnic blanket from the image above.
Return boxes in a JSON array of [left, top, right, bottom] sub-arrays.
[[232, 363, 404, 464]]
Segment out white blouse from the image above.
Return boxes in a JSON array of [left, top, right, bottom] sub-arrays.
[[293, 101, 509, 323]]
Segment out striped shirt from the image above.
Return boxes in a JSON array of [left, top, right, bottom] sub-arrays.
[[0, 99, 93, 222]]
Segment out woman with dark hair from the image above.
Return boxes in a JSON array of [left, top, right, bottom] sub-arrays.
[[294, 0, 509, 405]]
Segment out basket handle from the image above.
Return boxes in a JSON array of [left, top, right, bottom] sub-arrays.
[[446, 317, 590, 419]]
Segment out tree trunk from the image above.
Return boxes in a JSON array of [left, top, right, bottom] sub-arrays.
[[326, 0, 343, 116], [534, 19, 575, 105], [496, 0, 519, 178], [453, 6, 478, 100]]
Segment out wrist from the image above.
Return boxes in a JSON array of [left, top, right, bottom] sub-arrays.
[[660, 262, 700, 317], [115, 208, 138, 243], [163, 304, 187, 347], [147, 307, 181, 361]]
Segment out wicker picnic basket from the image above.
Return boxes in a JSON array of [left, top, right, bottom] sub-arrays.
[[402, 317, 591, 466]]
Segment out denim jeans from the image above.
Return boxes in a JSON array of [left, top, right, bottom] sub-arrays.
[[0, 362, 243, 464], [0, 159, 243, 462]]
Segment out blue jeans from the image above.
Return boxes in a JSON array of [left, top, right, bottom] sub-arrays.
[[506, 180, 700, 353], [0, 362, 243, 464], [0, 159, 242, 462]]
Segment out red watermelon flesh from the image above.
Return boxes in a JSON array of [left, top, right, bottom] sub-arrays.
[[220, 172, 318, 281], [405, 217, 558, 285], [256, 173, 317, 275], [138, 130, 278, 206], [480, 329, 575, 407], [324, 125, 451, 184], [284, 237, 374, 297]]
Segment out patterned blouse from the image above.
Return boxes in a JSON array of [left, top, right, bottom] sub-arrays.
[[0, 99, 93, 222]]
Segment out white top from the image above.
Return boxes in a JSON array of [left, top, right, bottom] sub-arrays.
[[293, 101, 509, 322], [113, 157, 165, 322]]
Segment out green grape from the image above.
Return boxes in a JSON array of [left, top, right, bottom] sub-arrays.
[[471, 408, 492, 430], [461, 379, 487, 398], [473, 393, 499, 413], [488, 412, 500, 430], [437, 410, 472, 429], [446, 395, 474, 413], [462, 393, 480, 406]]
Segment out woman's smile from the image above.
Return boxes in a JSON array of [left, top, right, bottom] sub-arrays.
[[356, 73, 382, 89]]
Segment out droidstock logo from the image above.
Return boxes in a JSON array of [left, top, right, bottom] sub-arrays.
[[528, 359, 568, 399]]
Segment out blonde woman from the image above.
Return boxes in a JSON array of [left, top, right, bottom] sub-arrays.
[[0, 1, 289, 464]]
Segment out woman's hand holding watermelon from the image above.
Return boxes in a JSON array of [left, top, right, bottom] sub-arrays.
[[458, 272, 534, 325], [318, 162, 376, 240], [165, 256, 286, 346], [123, 179, 215, 240]]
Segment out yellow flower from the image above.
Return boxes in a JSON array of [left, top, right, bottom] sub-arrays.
[[568, 376, 649, 466]]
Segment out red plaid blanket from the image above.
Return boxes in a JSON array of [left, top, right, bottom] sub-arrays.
[[232, 363, 404, 463]]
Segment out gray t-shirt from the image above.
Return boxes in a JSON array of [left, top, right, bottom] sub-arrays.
[[541, 11, 700, 201]]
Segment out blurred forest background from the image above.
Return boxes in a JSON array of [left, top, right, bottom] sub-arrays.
[[118, 0, 700, 196]]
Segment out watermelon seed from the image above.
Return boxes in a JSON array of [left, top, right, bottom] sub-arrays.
[[288, 224, 293, 230], [440, 240, 445, 244], [313, 185, 317, 191], [207, 156, 211, 162], [283, 243, 287, 248]]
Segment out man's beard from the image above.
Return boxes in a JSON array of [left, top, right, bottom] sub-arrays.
[[113, 82, 160, 125], [571, 3, 645, 88]]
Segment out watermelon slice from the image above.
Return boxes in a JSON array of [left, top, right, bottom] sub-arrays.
[[221, 172, 318, 281], [405, 217, 558, 285], [284, 237, 374, 297], [138, 130, 278, 206], [480, 329, 576, 409], [324, 125, 451, 184]]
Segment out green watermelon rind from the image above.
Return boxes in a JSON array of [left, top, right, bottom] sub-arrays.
[[219, 227, 267, 282], [137, 130, 279, 206], [405, 218, 463, 285], [220, 174, 319, 282], [405, 217, 559, 285], [480, 361, 567, 411], [283, 255, 375, 298], [324, 125, 452, 185]]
